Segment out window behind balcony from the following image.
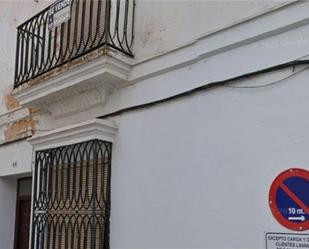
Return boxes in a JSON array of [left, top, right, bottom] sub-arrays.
[[31, 140, 112, 249]]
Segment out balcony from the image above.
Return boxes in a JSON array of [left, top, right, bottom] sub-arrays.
[[13, 0, 135, 117]]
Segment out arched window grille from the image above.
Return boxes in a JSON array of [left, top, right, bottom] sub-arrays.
[[31, 139, 112, 249]]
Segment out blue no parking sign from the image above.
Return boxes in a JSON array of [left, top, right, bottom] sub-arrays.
[[269, 168, 309, 231]]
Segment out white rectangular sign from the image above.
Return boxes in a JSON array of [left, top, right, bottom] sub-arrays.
[[48, 0, 72, 30], [266, 233, 309, 249]]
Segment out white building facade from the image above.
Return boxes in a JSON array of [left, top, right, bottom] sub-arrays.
[[0, 0, 309, 249]]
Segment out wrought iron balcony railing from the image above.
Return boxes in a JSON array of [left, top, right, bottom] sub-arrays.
[[14, 0, 135, 88]]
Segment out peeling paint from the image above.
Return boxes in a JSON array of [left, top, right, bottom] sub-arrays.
[[3, 116, 37, 142], [4, 93, 19, 110]]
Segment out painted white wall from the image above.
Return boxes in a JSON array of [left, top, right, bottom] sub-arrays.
[[0, 178, 17, 249], [0, 139, 32, 248], [0, 0, 290, 115], [46, 0, 309, 130], [0, 0, 51, 115], [0, 1, 309, 249], [110, 67, 309, 249], [133, 0, 292, 60], [0, 140, 33, 177]]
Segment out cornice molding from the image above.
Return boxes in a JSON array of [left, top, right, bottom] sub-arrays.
[[12, 54, 131, 117], [28, 119, 117, 151]]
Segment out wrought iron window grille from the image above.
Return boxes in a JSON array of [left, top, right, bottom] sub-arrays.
[[31, 139, 112, 249], [14, 0, 135, 88]]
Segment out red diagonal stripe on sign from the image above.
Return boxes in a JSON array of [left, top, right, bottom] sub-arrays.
[[280, 183, 309, 216]]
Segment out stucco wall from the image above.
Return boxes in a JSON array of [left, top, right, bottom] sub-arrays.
[[133, 0, 292, 59], [0, 0, 290, 114], [0, 0, 51, 115], [0, 140, 33, 176], [0, 1, 306, 249], [110, 67, 309, 249], [0, 178, 17, 249]]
